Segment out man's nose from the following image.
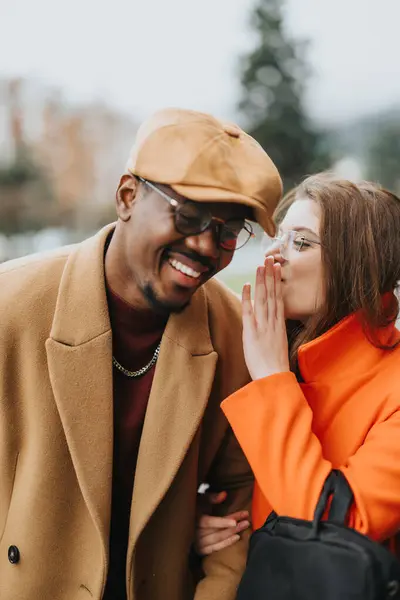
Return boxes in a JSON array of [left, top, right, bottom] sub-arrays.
[[184, 227, 220, 261]]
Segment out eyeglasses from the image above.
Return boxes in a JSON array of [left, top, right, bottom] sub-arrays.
[[138, 177, 254, 252], [262, 230, 321, 260]]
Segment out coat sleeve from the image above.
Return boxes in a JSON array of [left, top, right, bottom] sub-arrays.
[[221, 371, 400, 542], [194, 427, 254, 600]]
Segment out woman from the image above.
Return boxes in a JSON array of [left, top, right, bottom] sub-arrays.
[[195, 174, 400, 558]]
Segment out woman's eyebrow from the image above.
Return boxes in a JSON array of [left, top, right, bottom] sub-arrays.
[[279, 225, 319, 237]]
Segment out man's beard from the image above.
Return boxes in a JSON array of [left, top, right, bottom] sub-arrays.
[[142, 282, 191, 316]]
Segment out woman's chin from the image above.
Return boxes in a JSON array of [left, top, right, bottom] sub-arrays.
[[283, 303, 308, 323]]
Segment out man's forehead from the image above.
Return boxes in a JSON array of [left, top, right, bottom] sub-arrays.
[[203, 201, 251, 221], [159, 183, 252, 220]]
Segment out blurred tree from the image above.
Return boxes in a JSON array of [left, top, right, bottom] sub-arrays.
[[366, 121, 400, 193], [0, 78, 57, 236], [0, 147, 54, 235], [238, 0, 331, 191]]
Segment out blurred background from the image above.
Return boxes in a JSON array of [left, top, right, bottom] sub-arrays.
[[1, 0, 400, 293]]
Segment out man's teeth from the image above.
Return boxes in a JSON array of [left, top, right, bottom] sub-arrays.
[[168, 259, 201, 279]]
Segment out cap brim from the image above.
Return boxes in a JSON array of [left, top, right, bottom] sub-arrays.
[[171, 183, 276, 236]]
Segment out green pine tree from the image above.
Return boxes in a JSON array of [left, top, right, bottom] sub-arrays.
[[366, 122, 400, 194], [0, 146, 54, 235], [238, 0, 331, 191]]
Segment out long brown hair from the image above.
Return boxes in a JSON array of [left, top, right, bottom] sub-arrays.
[[280, 174, 400, 369], [273, 186, 298, 227]]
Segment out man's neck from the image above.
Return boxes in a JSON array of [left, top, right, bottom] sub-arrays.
[[104, 232, 149, 312]]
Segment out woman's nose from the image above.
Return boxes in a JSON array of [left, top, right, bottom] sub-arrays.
[[264, 245, 286, 264]]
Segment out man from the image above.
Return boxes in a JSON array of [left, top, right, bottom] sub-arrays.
[[0, 108, 282, 600]]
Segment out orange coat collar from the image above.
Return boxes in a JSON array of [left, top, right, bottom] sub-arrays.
[[298, 302, 400, 384]]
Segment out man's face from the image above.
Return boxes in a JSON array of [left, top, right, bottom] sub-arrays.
[[113, 175, 250, 314]]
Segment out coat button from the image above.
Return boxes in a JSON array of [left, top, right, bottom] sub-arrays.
[[8, 545, 20, 564], [388, 580, 399, 597]]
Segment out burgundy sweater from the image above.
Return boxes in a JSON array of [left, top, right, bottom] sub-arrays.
[[103, 288, 167, 600]]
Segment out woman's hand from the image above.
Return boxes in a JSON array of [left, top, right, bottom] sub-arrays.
[[194, 491, 250, 556], [242, 256, 290, 381]]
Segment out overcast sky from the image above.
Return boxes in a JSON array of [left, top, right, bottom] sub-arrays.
[[2, 0, 400, 126]]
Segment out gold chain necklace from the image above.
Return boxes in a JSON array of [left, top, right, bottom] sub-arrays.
[[112, 342, 161, 378]]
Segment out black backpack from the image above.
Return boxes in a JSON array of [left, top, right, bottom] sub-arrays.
[[236, 470, 400, 600]]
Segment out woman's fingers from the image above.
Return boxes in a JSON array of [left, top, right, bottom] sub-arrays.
[[196, 519, 250, 554], [198, 519, 250, 540], [264, 256, 276, 325], [223, 510, 250, 522], [198, 533, 241, 556], [198, 515, 237, 530], [242, 282, 257, 334], [254, 266, 268, 329], [197, 512, 250, 538], [274, 262, 284, 322]]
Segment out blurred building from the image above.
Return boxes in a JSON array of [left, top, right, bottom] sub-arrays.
[[37, 97, 139, 228], [0, 77, 139, 235]]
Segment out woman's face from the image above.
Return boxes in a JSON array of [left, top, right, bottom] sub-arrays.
[[266, 198, 324, 322]]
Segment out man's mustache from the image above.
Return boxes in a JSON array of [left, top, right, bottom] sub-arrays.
[[166, 248, 215, 271]]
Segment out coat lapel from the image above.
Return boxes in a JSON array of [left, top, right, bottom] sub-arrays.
[[46, 225, 115, 558], [45, 224, 220, 578], [127, 286, 218, 552]]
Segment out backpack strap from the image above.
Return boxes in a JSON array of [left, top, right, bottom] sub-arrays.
[[309, 470, 353, 538], [327, 470, 354, 525], [313, 471, 337, 523], [264, 470, 354, 533]]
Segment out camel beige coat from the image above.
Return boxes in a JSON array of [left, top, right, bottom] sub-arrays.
[[0, 224, 253, 600]]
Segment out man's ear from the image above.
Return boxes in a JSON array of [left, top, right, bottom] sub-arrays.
[[115, 174, 139, 221]]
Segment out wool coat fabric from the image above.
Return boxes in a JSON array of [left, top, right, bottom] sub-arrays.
[[0, 224, 253, 600]]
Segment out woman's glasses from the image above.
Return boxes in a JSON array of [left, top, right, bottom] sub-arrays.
[[262, 230, 321, 260]]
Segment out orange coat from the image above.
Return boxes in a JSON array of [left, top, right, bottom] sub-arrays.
[[222, 306, 400, 548]]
